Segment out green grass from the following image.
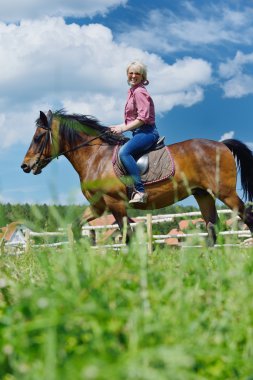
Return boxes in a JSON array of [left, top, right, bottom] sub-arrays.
[[1, 229, 253, 380]]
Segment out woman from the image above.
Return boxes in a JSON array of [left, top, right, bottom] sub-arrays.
[[110, 61, 159, 204]]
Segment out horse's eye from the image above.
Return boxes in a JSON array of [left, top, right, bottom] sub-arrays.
[[34, 132, 45, 143]]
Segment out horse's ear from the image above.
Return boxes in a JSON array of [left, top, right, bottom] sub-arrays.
[[40, 111, 48, 128]]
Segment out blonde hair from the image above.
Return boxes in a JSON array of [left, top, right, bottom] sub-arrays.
[[126, 61, 149, 85]]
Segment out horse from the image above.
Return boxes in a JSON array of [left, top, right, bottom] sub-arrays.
[[21, 109, 253, 246]]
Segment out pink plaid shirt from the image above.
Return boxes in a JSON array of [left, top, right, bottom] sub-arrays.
[[124, 84, 155, 125]]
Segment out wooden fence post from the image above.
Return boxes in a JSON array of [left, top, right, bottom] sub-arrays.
[[0, 238, 5, 254], [146, 213, 153, 254], [67, 224, 74, 249], [25, 229, 31, 253], [0, 227, 7, 255], [122, 216, 128, 245]]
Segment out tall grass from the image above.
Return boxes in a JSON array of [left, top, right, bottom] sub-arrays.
[[1, 228, 253, 379]]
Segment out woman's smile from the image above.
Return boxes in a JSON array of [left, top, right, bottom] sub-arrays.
[[128, 71, 143, 86]]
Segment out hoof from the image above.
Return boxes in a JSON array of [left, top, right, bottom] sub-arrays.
[[72, 217, 83, 241], [206, 222, 217, 247], [241, 237, 253, 246]]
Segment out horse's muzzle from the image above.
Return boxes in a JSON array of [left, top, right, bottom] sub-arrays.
[[21, 163, 31, 173], [21, 161, 42, 175]]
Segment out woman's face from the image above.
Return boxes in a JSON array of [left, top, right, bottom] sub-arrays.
[[127, 66, 143, 87]]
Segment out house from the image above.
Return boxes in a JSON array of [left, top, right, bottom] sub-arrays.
[[83, 214, 121, 244], [83, 214, 138, 244], [165, 218, 205, 246], [0, 222, 31, 245], [165, 228, 183, 246], [0, 222, 32, 252], [179, 218, 205, 231]]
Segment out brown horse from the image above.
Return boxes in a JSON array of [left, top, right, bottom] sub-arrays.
[[21, 110, 253, 245]]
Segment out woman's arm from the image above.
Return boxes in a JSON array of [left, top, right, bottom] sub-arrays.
[[110, 119, 144, 134]]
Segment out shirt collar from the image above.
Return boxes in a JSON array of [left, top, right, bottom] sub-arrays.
[[128, 83, 145, 94]]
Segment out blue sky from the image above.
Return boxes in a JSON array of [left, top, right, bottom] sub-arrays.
[[0, 0, 253, 206]]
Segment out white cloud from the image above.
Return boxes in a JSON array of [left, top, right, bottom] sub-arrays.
[[154, 86, 204, 113], [150, 57, 212, 94], [219, 131, 234, 142], [117, 3, 253, 53], [0, 17, 212, 148], [219, 51, 253, 78], [221, 73, 253, 98], [0, 0, 127, 22], [0, 103, 51, 148], [219, 51, 253, 98], [63, 95, 124, 125]]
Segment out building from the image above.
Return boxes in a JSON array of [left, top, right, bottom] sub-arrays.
[[82, 214, 121, 244], [0, 222, 31, 249], [165, 218, 205, 246]]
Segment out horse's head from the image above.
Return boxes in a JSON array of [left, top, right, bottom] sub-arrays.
[[21, 108, 126, 175], [21, 110, 55, 175]]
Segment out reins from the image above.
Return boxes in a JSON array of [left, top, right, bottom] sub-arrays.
[[46, 130, 110, 161]]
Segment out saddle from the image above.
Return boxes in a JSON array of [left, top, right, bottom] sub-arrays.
[[112, 136, 175, 189], [136, 136, 166, 175]]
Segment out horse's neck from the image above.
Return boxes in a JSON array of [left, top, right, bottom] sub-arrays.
[[63, 140, 113, 180]]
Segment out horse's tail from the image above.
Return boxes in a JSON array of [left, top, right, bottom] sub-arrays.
[[222, 139, 253, 202]]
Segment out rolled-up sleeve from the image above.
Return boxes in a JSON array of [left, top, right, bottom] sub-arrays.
[[134, 87, 155, 124]]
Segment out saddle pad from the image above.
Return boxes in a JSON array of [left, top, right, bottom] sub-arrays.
[[112, 145, 175, 185]]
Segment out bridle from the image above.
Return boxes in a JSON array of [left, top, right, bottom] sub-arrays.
[[32, 113, 110, 172]]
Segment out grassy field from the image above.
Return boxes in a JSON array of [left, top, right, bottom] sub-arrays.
[[1, 227, 253, 380]]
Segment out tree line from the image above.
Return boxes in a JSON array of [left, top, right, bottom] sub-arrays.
[[0, 203, 84, 232], [0, 202, 198, 233]]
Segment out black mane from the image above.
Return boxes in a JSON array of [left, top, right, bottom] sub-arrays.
[[53, 109, 128, 146]]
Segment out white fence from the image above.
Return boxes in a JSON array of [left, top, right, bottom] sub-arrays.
[[1, 225, 74, 255], [1, 209, 252, 254], [82, 209, 252, 252]]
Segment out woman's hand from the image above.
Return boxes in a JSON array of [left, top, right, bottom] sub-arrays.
[[109, 119, 144, 134], [109, 125, 124, 134]]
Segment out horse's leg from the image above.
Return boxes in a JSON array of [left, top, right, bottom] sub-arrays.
[[112, 211, 133, 244], [221, 192, 253, 233], [193, 190, 219, 246], [72, 203, 106, 243], [244, 205, 253, 233], [102, 195, 132, 244]]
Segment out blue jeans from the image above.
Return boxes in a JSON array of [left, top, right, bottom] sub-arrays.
[[119, 124, 159, 192]]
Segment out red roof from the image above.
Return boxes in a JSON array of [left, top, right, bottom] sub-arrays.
[[0, 222, 23, 242], [88, 214, 117, 227], [88, 214, 120, 243], [179, 218, 204, 231], [165, 228, 182, 246]]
